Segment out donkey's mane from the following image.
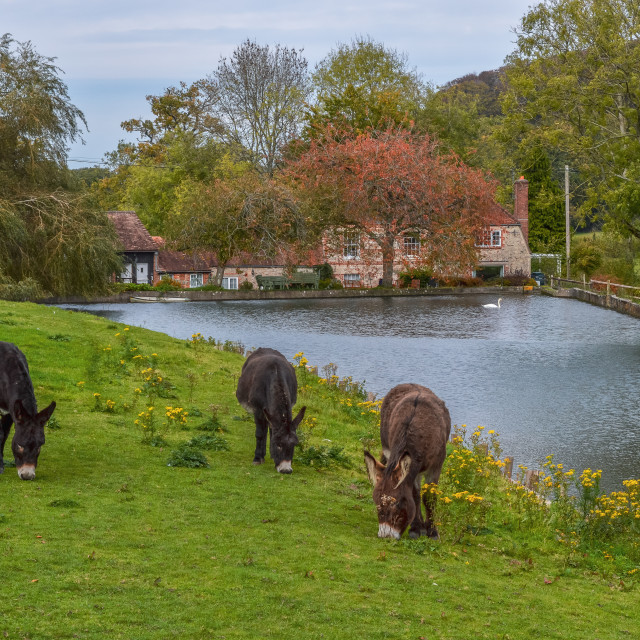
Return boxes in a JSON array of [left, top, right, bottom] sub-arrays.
[[383, 392, 420, 478]]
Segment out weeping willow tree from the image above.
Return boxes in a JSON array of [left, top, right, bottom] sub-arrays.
[[0, 34, 122, 298], [0, 194, 123, 298]]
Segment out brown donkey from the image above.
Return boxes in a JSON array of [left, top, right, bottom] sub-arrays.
[[365, 383, 450, 539]]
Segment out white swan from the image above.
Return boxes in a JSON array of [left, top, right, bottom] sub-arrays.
[[482, 298, 502, 309]]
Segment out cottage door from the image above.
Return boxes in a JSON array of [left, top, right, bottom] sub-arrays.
[[138, 263, 149, 284]]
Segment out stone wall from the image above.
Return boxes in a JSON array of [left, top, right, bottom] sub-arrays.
[[478, 224, 531, 276]]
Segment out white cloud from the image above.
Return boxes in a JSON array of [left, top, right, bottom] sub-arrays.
[[2, 0, 532, 163]]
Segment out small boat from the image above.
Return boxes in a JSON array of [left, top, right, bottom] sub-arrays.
[[130, 296, 189, 303]]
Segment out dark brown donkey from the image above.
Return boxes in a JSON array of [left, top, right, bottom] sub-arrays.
[[0, 342, 56, 480], [364, 383, 450, 539], [236, 348, 306, 474]]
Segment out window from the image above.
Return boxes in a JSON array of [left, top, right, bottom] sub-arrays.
[[119, 263, 133, 283], [476, 228, 502, 248], [222, 276, 238, 290], [343, 273, 361, 288], [343, 231, 360, 259], [474, 265, 504, 280], [403, 235, 421, 256], [190, 273, 203, 288]]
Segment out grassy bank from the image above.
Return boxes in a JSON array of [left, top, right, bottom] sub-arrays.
[[0, 301, 637, 639]]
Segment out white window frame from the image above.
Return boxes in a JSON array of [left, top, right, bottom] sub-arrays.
[[190, 273, 203, 288], [343, 231, 360, 260], [403, 235, 421, 257], [343, 273, 361, 287], [222, 276, 238, 290], [476, 228, 502, 248]]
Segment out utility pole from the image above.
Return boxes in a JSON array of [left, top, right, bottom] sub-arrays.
[[565, 165, 571, 279]]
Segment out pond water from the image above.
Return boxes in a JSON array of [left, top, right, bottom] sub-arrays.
[[58, 294, 640, 492]]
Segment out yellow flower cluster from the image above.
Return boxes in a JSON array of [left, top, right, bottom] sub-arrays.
[[135, 407, 155, 431], [580, 468, 603, 489], [591, 479, 640, 523], [165, 406, 188, 426]]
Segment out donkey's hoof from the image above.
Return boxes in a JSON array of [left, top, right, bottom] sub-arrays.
[[252, 458, 265, 465]]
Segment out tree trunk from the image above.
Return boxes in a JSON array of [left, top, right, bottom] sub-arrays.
[[380, 233, 395, 287], [213, 264, 227, 287]]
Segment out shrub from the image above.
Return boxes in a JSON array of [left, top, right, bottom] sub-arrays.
[[319, 278, 343, 290], [155, 277, 182, 291], [397, 266, 433, 288], [185, 434, 230, 451], [110, 282, 155, 292], [166, 444, 209, 468], [193, 283, 224, 291], [296, 444, 351, 468], [239, 280, 254, 290], [437, 276, 483, 287], [0, 275, 46, 301]]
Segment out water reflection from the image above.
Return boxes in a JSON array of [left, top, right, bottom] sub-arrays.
[[59, 294, 640, 492]]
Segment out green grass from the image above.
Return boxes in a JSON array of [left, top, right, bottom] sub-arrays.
[[0, 300, 638, 639]]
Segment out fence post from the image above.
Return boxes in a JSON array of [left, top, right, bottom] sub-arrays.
[[525, 469, 540, 491], [503, 456, 513, 479], [607, 280, 611, 297]]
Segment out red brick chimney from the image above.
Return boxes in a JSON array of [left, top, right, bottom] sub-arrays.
[[514, 177, 529, 246]]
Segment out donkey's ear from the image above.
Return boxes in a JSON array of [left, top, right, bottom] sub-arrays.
[[37, 401, 56, 424], [364, 451, 384, 485], [393, 452, 412, 489], [291, 406, 306, 430]]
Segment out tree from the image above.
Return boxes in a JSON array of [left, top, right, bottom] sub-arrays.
[[0, 193, 122, 297], [286, 125, 495, 286], [206, 40, 310, 175], [502, 0, 640, 239], [96, 81, 235, 234], [168, 172, 319, 286], [518, 145, 566, 252], [0, 33, 87, 195], [307, 36, 427, 135], [0, 35, 121, 299]]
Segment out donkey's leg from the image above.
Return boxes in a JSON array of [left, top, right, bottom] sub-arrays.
[[253, 411, 268, 464], [409, 475, 427, 538], [0, 413, 13, 474]]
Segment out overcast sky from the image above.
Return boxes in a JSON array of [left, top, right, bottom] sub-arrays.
[[3, 0, 534, 168]]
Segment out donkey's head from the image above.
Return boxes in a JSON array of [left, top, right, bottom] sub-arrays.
[[12, 400, 56, 480], [364, 451, 415, 539], [266, 405, 306, 473]]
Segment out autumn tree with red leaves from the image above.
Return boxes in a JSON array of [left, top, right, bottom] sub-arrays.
[[285, 125, 496, 286]]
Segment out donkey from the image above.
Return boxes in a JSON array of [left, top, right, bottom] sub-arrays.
[[364, 383, 450, 539], [236, 348, 306, 474], [0, 342, 56, 481]]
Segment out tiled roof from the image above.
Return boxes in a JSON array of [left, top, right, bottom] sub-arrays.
[[484, 202, 518, 226], [107, 211, 158, 252], [157, 250, 212, 273]]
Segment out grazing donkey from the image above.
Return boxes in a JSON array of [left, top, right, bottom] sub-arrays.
[[364, 383, 450, 539], [236, 348, 306, 474], [0, 342, 56, 480]]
